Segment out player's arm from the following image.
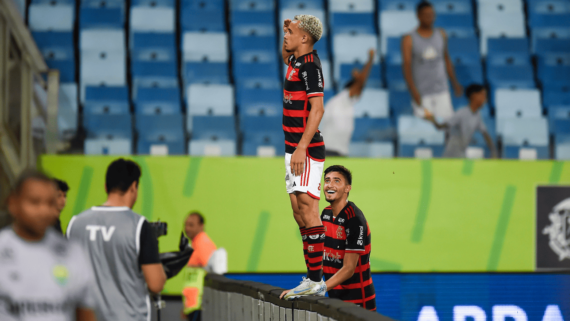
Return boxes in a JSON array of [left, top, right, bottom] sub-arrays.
[[139, 220, 167, 293], [424, 110, 447, 130], [441, 29, 463, 97], [482, 132, 497, 158], [282, 19, 293, 65], [324, 253, 359, 291], [401, 35, 421, 106], [291, 96, 324, 176], [348, 49, 375, 98], [76, 308, 97, 321]]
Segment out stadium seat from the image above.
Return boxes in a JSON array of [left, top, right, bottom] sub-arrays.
[[349, 142, 394, 157], [237, 88, 282, 117], [136, 114, 185, 155], [486, 65, 536, 91], [529, 13, 570, 29], [527, 0, 570, 15], [478, 0, 524, 14], [352, 118, 394, 141], [231, 34, 277, 52], [241, 116, 284, 156], [32, 31, 75, 82], [280, 0, 324, 10], [447, 37, 480, 65], [436, 13, 474, 29], [487, 38, 530, 65], [131, 61, 178, 89], [181, 0, 226, 32], [555, 135, 570, 159], [183, 62, 230, 85], [544, 91, 570, 109], [189, 139, 237, 156], [330, 12, 376, 35], [379, 11, 417, 55], [398, 116, 445, 157], [131, 0, 175, 6], [338, 63, 382, 88], [531, 28, 570, 53], [495, 89, 542, 119], [500, 118, 549, 159], [187, 84, 234, 120], [191, 116, 237, 140], [84, 86, 129, 115], [379, 0, 420, 11], [130, 6, 175, 32], [130, 33, 176, 62], [84, 114, 132, 139], [537, 66, 570, 91], [230, 0, 275, 12], [230, 11, 275, 36], [385, 37, 402, 65], [182, 32, 228, 62], [431, 0, 472, 14], [385, 65, 408, 92], [80, 7, 124, 29], [80, 50, 126, 98], [354, 89, 390, 118], [28, 3, 74, 31], [80, 29, 125, 51], [58, 84, 78, 140], [134, 87, 181, 114], [333, 34, 379, 78], [534, 38, 570, 56], [389, 90, 413, 117], [233, 60, 281, 89], [85, 139, 132, 155], [453, 64, 484, 87]]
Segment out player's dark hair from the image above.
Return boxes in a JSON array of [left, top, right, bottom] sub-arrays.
[[465, 84, 486, 99], [53, 178, 69, 193], [188, 211, 205, 225], [105, 158, 141, 194], [11, 169, 53, 195], [324, 165, 352, 185], [416, 1, 433, 14]]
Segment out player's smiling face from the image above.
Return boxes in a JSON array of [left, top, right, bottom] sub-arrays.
[[324, 172, 351, 204], [284, 20, 302, 52]]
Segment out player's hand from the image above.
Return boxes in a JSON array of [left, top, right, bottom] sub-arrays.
[[280, 289, 291, 299], [290, 148, 306, 177], [368, 49, 375, 61], [283, 19, 292, 34], [412, 91, 422, 107], [453, 83, 464, 97], [424, 109, 435, 121]]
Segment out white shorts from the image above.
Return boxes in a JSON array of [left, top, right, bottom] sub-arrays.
[[412, 91, 454, 120], [285, 153, 324, 200]]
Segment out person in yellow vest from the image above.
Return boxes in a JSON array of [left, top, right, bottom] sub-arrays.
[[182, 212, 217, 321]]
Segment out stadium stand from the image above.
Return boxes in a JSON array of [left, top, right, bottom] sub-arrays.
[[21, 0, 570, 159]]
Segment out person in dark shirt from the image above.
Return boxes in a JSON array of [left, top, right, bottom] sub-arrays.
[[281, 165, 377, 310], [52, 178, 69, 234]]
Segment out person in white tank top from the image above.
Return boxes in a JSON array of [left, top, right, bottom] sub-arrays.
[[321, 49, 376, 156], [402, 1, 464, 120]]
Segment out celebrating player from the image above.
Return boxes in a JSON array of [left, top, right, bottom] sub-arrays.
[[282, 165, 376, 310], [281, 15, 327, 297]]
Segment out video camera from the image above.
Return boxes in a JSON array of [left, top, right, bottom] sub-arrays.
[[148, 220, 193, 279], [148, 221, 168, 238]]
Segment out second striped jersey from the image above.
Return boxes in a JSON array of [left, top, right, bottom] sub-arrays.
[[283, 50, 325, 161]]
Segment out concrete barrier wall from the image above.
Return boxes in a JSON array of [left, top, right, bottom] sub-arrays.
[[202, 274, 395, 321]]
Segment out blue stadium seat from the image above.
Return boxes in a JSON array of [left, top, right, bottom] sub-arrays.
[[389, 90, 413, 117], [237, 88, 282, 117], [333, 34, 378, 64], [130, 6, 175, 32], [230, 11, 275, 31], [132, 61, 178, 88], [501, 118, 550, 159], [529, 13, 570, 29], [495, 89, 543, 119], [379, 11, 417, 55], [528, 0, 570, 15], [314, 35, 330, 61], [330, 13, 376, 35], [233, 62, 281, 89], [85, 138, 132, 155], [84, 114, 132, 139], [131, 0, 175, 6], [385, 65, 407, 91], [431, 0, 472, 14], [486, 65, 536, 91], [339, 63, 383, 88], [552, 119, 570, 135], [352, 118, 394, 142], [378, 0, 419, 11], [531, 28, 570, 53], [84, 86, 129, 115], [534, 38, 570, 55], [181, 1, 226, 32], [241, 116, 285, 156], [436, 14, 474, 28], [134, 87, 181, 114], [454, 64, 484, 87], [80, 0, 125, 7], [187, 84, 234, 118], [555, 134, 570, 159], [354, 89, 390, 118], [487, 38, 530, 65], [385, 37, 402, 65], [189, 139, 237, 156], [191, 116, 237, 140], [183, 62, 230, 85], [280, 0, 324, 10], [32, 32, 75, 82], [544, 91, 570, 108], [130, 33, 176, 62], [537, 52, 570, 70], [231, 35, 277, 52], [58, 84, 78, 140], [136, 114, 185, 154], [29, 3, 75, 31], [452, 96, 491, 117], [398, 116, 445, 158], [80, 7, 124, 29], [182, 32, 228, 62], [447, 37, 480, 65], [538, 66, 570, 91], [230, 0, 275, 11], [32, 0, 75, 3], [348, 142, 394, 157]]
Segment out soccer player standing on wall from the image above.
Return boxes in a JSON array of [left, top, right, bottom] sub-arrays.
[[281, 15, 327, 298], [282, 165, 376, 310]]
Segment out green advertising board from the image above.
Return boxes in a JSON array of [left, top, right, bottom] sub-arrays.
[[40, 156, 569, 294]]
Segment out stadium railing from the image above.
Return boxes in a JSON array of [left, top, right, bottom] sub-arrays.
[[203, 274, 394, 321]]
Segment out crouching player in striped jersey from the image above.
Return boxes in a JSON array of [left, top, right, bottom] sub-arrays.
[[281, 165, 376, 311]]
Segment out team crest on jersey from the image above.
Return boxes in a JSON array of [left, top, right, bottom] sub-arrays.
[[283, 93, 293, 104], [336, 226, 344, 239], [308, 245, 314, 252], [52, 265, 69, 286]]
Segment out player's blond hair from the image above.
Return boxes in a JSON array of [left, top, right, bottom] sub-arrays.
[[294, 14, 323, 43]]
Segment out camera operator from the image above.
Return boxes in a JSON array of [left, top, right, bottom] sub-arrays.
[[67, 158, 166, 321]]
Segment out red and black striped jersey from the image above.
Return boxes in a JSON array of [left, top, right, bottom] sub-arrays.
[[283, 50, 325, 161], [321, 201, 376, 311]]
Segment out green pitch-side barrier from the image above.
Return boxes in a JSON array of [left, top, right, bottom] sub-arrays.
[[40, 156, 569, 295]]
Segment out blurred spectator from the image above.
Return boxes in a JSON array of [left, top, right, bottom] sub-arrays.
[[183, 211, 217, 321], [67, 158, 166, 321], [0, 170, 97, 321], [402, 1, 463, 120], [321, 49, 375, 157], [425, 84, 497, 158], [52, 178, 69, 234]]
